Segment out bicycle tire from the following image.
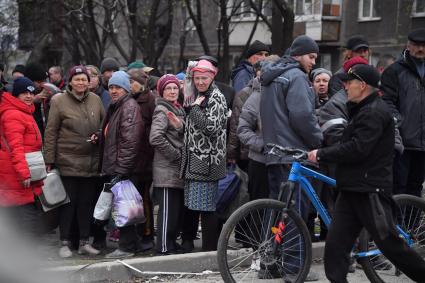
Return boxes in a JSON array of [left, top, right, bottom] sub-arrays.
[[357, 194, 425, 283], [217, 198, 312, 283]]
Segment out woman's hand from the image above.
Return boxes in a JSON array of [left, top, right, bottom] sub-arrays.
[[22, 178, 31, 188], [192, 96, 205, 106], [46, 164, 53, 172], [166, 111, 183, 129], [89, 133, 99, 144], [308, 150, 318, 163]]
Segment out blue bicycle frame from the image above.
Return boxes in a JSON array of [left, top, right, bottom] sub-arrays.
[[287, 161, 336, 228], [287, 161, 414, 259]]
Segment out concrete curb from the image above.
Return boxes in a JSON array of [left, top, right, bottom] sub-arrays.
[[47, 242, 325, 282]]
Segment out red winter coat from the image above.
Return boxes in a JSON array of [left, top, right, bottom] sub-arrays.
[[0, 92, 43, 206]]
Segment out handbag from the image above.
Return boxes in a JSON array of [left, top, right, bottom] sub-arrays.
[[216, 164, 242, 213], [38, 169, 69, 212], [93, 183, 114, 221], [0, 133, 47, 181]]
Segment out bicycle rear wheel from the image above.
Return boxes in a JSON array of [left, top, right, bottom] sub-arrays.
[[217, 199, 312, 283], [357, 194, 425, 283]]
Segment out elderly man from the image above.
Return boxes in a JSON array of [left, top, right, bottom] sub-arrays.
[[381, 28, 425, 198], [309, 64, 425, 283]]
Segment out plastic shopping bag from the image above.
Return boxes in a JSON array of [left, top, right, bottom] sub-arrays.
[[111, 180, 146, 227], [93, 183, 114, 221]]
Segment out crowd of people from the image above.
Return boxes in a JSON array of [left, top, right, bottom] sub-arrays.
[[0, 26, 424, 282]]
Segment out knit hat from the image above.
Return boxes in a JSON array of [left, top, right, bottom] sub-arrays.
[[345, 35, 369, 51], [100, 57, 120, 73], [12, 77, 35, 97], [68, 65, 90, 82], [157, 74, 179, 97], [342, 57, 369, 72], [246, 40, 270, 59], [176, 72, 186, 81], [108, 70, 130, 93], [24, 63, 48, 82], [310, 68, 332, 81], [290, 35, 319, 56], [191, 59, 218, 76], [408, 28, 425, 43], [12, 64, 26, 75]]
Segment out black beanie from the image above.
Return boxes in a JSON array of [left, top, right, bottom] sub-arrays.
[[12, 64, 26, 75], [246, 40, 270, 59], [24, 63, 48, 82], [100, 57, 120, 73], [289, 35, 319, 56], [12, 77, 35, 97]]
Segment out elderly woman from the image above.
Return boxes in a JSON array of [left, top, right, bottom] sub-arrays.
[[180, 59, 228, 252], [86, 65, 111, 110], [100, 71, 144, 259], [44, 66, 105, 258], [0, 77, 43, 238], [150, 74, 186, 255]]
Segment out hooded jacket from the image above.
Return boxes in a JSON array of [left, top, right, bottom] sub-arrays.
[[260, 56, 323, 165], [381, 50, 425, 151], [231, 60, 255, 93], [0, 92, 43, 206]]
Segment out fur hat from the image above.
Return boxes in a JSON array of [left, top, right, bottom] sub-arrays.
[[108, 71, 130, 93], [12, 77, 35, 97], [157, 74, 179, 97]]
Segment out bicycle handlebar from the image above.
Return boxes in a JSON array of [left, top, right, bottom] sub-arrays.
[[266, 143, 308, 161]]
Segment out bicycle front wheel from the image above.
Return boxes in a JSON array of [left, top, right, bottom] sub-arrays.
[[217, 199, 312, 283], [357, 194, 425, 283]]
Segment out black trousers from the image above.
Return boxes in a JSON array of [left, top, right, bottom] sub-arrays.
[[248, 159, 269, 200], [325, 191, 425, 283], [155, 187, 184, 253], [393, 150, 425, 196], [60, 176, 99, 241], [182, 207, 220, 251]]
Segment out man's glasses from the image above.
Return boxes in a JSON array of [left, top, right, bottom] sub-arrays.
[[348, 68, 365, 82]]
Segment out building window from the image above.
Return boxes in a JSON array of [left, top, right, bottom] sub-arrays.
[[358, 0, 381, 21], [412, 0, 425, 17], [322, 0, 341, 17], [291, 0, 319, 16]]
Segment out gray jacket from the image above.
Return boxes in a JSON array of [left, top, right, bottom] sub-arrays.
[[237, 78, 265, 163], [150, 99, 186, 189], [260, 56, 323, 164]]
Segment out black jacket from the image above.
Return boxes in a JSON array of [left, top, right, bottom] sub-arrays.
[[317, 93, 394, 194], [381, 50, 425, 151]]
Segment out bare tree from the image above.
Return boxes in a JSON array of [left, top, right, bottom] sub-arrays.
[[0, 0, 19, 71]]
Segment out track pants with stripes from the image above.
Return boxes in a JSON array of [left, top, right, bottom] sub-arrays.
[[155, 187, 184, 253]]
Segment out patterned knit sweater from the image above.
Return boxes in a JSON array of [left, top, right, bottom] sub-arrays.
[[180, 84, 228, 182]]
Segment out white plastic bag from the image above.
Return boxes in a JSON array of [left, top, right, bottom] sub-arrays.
[[93, 183, 114, 221], [111, 180, 145, 227]]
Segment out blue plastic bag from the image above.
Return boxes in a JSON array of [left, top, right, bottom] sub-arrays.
[[111, 180, 146, 227], [216, 165, 241, 213]]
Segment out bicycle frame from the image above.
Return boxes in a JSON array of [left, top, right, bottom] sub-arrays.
[[287, 161, 336, 228]]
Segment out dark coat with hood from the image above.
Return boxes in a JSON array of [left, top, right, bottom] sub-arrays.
[[231, 60, 255, 93], [100, 94, 144, 176], [260, 56, 323, 165], [381, 49, 425, 151]]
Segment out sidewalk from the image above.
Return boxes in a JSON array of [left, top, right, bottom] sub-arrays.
[[38, 231, 325, 283]]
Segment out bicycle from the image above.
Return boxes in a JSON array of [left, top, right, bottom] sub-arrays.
[[217, 144, 425, 283]]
